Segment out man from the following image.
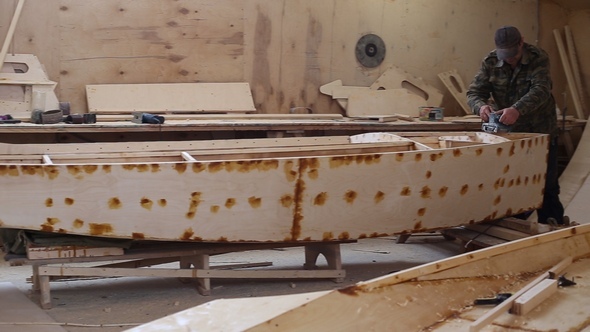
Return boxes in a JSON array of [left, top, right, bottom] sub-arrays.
[[466, 25, 565, 225]]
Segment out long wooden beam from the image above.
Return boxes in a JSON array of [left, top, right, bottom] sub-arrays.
[[0, 0, 25, 66]]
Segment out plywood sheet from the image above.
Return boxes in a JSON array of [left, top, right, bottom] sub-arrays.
[[370, 65, 443, 107], [86, 83, 256, 114], [346, 89, 423, 117], [438, 69, 471, 115], [0, 282, 66, 332]]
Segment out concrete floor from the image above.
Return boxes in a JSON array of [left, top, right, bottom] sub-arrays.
[[0, 234, 463, 332]]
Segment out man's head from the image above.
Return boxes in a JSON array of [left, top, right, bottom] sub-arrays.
[[494, 26, 523, 63]]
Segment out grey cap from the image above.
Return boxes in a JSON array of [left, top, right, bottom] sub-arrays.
[[495, 26, 521, 60]]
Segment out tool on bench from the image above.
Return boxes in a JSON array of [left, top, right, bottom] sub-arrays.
[[482, 112, 511, 133], [0, 114, 21, 124], [473, 292, 513, 305], [132, 112, 165, 124]]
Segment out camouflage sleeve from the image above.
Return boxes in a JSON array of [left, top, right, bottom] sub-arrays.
[[511, 52, 553, 116], [466, 58, 493, 115]]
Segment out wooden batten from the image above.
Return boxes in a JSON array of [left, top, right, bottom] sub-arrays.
[[86, 83, 257, 114]]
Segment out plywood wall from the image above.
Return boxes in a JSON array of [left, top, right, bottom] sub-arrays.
[[0, 0, 544, 115]]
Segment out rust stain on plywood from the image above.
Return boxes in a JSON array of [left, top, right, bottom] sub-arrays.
[[430, 152, 443, 161], [439, 186, 448, 197], [248, 196, 262, 208], [83, 165, 98, 174], [73, 219, 84, 228], [475, 148, 483, 156], [396, 153, 404, 162], [453, 149, 462, 157], [108, 197, 122, 209], [418, 208, 426, 216], [400, 187, 411, 196], [65, 198, 74, 205], [45, 167, 59, 179], [415, 153, 422, 162], [344, 190, 357, 204], [89, 223, 113, 236], [102, 165, 112, 173], [284, 161, 297, 182], [496, 147, 503, 156], [45, 198, 53, 207], [494, 195, 502, 205], [374, 191, 385, 204], [181, 228, 194, 241], [323, 232, 334, 241], [0, 165, 19, 176], [339, 232, 350, 240], [503, 165, 510, 173], [420, 186, 431, 198], [314, 192, 327, 206], [509, 144, 516, 156], [141, 197, 153, 210], [210, 205, 220, 213], [67, 165, 83, 176], [280, 194, 294, 208], [132, 233, 145, 240], [460, 184, 469, 195], [291, 159, 307, 241], [425, 171, 432, 179], [21, 166, 42, 176], [174, 163, 187, 174], [158, 199, 167, 207], [192, 163, 205, 173], [307, 169, 319, 179], [225, 198, 236, 209]]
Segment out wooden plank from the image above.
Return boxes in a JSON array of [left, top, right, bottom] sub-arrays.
[[464, 224, 533, 242], [0, 282, 67, 332], [512, 278, 558, 316], [86, 83, 257, 114], [346, 89, 424, 117], [370, 65, 443, 107], [438, 69, 471, 115], [469, 256, 572, 332], [0, 0, 25, 66], [26, 245, 124, 260], [564, 25, 588, 118], [94, 113, 344, 122], [39, 266, 344, 280], [553, 28, 584, 119]]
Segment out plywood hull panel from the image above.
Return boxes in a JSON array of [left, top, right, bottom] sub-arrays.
[[0, 132, 549, 242], [128, 224, 590, 332]]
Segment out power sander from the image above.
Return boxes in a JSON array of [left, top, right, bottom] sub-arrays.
[[481, 112, 511, 133]]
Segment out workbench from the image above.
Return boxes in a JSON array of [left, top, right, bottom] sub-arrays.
[[0, 116, 483, 143]]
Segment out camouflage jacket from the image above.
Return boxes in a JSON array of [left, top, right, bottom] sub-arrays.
[[466, 43, 557, 136]]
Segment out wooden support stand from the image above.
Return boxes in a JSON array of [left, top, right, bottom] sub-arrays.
[[16, 241, 351, 309]]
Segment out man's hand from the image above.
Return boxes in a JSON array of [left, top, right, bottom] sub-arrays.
[[498, 107, 520, 125], [478, 105, 494, 122]]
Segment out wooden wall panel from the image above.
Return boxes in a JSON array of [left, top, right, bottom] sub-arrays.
[[243, 1, 284, 113], [1, 0, 549, 115]]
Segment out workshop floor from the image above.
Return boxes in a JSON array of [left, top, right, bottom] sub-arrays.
[[0, 234, 463, 332]]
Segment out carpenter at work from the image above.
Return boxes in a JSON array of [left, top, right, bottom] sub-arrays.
[[466, 25, 565, 225]]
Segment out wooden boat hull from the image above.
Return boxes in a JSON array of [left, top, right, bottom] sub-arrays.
[[0, 132, 549, 242], [127, 223, 590, 332]]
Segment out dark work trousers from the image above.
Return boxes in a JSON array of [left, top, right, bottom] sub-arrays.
[[536, 136, 565, 224]]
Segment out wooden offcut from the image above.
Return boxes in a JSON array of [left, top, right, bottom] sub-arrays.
[[86, 83, 257, 114], [512, 279, 558, 316], [553, 28, 584, 119], [438, 69, 471, 115], [370, 65, 443, 107]]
